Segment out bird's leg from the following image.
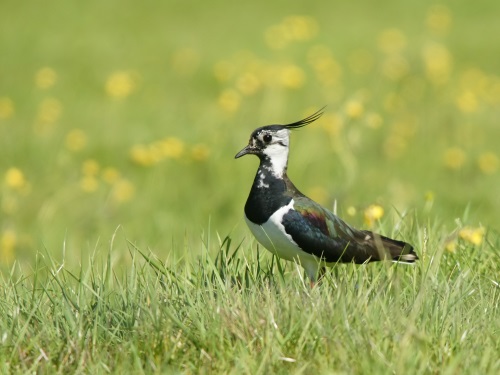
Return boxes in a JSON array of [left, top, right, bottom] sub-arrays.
[[310, 267, 327, 288]]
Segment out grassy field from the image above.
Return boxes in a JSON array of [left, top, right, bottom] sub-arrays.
[[1, 0, 499, 373]]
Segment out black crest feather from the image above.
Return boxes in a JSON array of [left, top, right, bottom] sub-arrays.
[[283, 107, 326, 130]]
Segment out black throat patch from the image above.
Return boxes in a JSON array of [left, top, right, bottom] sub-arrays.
[[244, 159, 292, 225]]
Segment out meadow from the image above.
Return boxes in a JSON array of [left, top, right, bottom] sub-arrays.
[[1, 0, 499, 373]]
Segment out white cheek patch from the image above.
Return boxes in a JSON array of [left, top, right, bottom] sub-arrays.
[[262, 129, 290, 178], [263, 147, 288, 178]]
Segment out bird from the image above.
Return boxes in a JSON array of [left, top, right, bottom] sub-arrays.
[[235, 108, 418, 285]]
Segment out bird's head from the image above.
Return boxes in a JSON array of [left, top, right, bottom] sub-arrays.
[[234, 108, 325, 163]]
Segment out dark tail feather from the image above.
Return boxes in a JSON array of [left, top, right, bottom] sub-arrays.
[[362, 230, 419, 263]]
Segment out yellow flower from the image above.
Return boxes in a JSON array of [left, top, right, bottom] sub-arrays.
[[102, 167, 121, 184], [158, 137, 185, 159], [265, 24, 289, 50], [384, 134, 408, 159], [4, 167, 26, 190], [213, 60, 234, 82], [321, 113, 344, 137], [35, 67, 57, 89], [460, 68, 488, 95], [308, 45, 342, 87], [236, 72, 261, 95], [279, 64, 305, 89], [445, 239, 457, 253], [1, 229, 17, 263], [381, 55, 409, 81], [36, 97, 62, 125], [424, 191, 435, 204], [82, 159, 100, 176], [383, 92, 405, 113], [80, 176, 99, 193], [65, 129, 87, 152], [191, 144, 211, 161], [392, 118, 417, 138], [443, 147, 466, 170], [478, 152, 499, 175], [365, 112, 383, 129], [422, 42, 452, 85], [346, 206, 357, 217], [130, 144, 156, 167], [282, 15, 318, 42], [105, 71, 137, 99], [345, 100, 364, 119], [0, 97, 14, 119], [265, 16, 318, 50], [307, 45, 332, 65], [377, 28, 407, 54], [218, 89, 241, 113], [456, 91, 478, 113], [111, 178, 135, 203], [424, 190, 435, 212], [426, 4, 452, 35], [364, 204, 384, 226], [459, 226, 485, 246]]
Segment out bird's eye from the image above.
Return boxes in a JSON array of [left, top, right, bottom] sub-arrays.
[[263, 134, 272, 143]]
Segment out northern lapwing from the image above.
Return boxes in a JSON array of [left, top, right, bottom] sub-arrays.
[[235, 108, 418, 284]]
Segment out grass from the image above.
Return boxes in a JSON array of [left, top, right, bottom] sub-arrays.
[[1, 221, 499, 373], [1, 0, 500, 372]]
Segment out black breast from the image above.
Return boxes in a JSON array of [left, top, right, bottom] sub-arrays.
[[244, 169, 291, 225]]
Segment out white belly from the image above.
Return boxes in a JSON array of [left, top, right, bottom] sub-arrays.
[[244, 199, 321, 278]]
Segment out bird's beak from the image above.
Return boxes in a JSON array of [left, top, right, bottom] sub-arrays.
[[235, 144, 255, 159]]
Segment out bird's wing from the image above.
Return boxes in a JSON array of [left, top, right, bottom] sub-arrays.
[[282, 196, 378, 263]]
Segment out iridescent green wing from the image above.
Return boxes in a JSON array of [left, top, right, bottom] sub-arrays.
[[282, 196, 376, 263]]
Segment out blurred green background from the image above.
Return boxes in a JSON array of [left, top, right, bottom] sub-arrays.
[[1, 0, 499, 267]]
